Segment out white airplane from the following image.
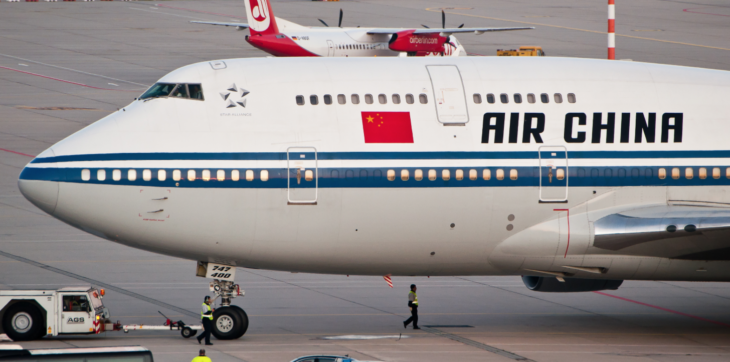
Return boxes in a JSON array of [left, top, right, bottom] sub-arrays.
[[192, 0, 533, 57], [17, 56, 730, 340]]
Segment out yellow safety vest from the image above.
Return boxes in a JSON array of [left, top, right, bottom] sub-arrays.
[[191, 356, 212, 362], [409, 291, 418, 306], [201, 303, 213, 320]]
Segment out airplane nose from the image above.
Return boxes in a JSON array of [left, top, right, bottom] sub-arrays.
[[18, 149, 59, 216], [18, 178, 59, 216]]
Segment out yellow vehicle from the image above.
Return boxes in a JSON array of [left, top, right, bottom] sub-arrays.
[[496, 46, 545, 56]]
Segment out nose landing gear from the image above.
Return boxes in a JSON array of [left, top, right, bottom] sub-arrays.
[[198, 262, 249, 339]]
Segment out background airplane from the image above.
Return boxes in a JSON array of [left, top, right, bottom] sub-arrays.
[[192, 0, 533, 57]]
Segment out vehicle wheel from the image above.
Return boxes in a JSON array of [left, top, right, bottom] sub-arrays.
[[181, 326, 197, 338], [211, 307, 243, 340], [2, 303, 43, 341], [228, 305, 249, 338]]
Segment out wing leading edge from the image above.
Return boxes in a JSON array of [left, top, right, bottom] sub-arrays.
[[366, 27, 534, 35]]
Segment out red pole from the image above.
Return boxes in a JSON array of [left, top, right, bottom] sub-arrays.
[[608, 0, 615, 59]]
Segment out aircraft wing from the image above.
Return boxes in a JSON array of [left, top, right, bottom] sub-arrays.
[[366, 27, 533, 35], [191, 21, 250, 29]]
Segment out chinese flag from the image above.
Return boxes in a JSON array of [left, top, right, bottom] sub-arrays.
[[361, 112, 414, 143]]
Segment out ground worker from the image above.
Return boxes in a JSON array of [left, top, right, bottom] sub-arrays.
[[197, 296, 214, 345], [191, 349, 212, 362], [403, 284, 420, 330]]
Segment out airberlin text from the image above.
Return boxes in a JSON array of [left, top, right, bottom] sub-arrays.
[[481, 112, 683, 144], [410, 37, 439, 44]]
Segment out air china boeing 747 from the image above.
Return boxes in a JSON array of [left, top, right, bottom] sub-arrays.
[[16, 56, 730, 339]]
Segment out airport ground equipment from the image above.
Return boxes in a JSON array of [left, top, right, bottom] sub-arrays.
[[0, 286, 216, 341], [0, 345, 153, 361], [496, 46, 545, 56]]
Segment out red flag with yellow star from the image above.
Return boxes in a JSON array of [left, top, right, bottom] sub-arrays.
[[361, 112, 414, 143]]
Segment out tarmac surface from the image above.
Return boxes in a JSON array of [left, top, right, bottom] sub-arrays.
[[1, 1, 730, 361]]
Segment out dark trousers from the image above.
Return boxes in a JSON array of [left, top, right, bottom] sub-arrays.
[[198, 318, 212, 344], [404, 305, 418, 328]]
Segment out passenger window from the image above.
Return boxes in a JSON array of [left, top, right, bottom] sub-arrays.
[[401, 169, 409, 181], [337, 94, 346, 104], [173, 170, 181, 181], [200, 170, 209, 181], [556, 169, 564, 181], [428, 169, 437, 181], [324, 94, 332, 105], [500, 94, 509, 103], [260, 170, 269, 181], [713, 167, 721, 179], [442, 169, 450, 181], [540, 93, 549, 103], [685, 167, 693, 179], [671, 168, 680, 180], [365, 94, 373, 104], [392, 94, 401, 104], [112, 169, 121, 181], [246, 170, 254, 181], [486, 94, 495, 104], [510, 169, 518, 180], [514, 94, 522, 104], [296, 95, 304, 106], [699, 167, 707, 180], [378, 94, 387, 104], [406, 94, 415, 104], [171, 84, 188, 98], [527, 94, 536, 104], [232, 170, 240, 181], [469, 169, 477, 180], [310, 95, 318, 105], [97, 169, 106, 181], [387, 169, 395, 181], [473, 94, 482, 104], [305, 170, 313, 181], [483, 169, 491, 180], [658, 168, 666, 179], [554, 93, 563, 103], [455, 169, 464, 181], [415, 169, 423, 181], [128, 169, 137, 181], [158, 170, 166, 182], [217, 170, 225, 181], [187, 170, 196, 182], [143, 169, 151, 181], [81, 169, 90, 181], [351, 94, 360, 104], [419, 94, 428, 104], [188, 84, 204, 100], [496, 169, 505, 180], [567, 93, 576, 103]]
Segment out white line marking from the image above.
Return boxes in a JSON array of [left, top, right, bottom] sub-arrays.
[[18, 63, 28, 67], [108, 83, 119, 86]]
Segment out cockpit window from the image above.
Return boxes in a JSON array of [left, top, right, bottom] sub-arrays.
[[171, 84, 188, 98], [139, 83, 204, 101]]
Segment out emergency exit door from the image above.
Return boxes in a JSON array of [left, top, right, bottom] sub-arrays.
[[539, 146, 568, 203], [426, 65, 469, 124], [287, 147, 318, 205], [327, 40, 335, 57]]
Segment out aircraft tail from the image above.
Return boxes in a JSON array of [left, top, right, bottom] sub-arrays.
[[244, 0, 280, 36]]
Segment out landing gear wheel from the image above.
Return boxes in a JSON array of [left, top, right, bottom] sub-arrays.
[[228, 305, 249, 338], [211, 307, 244, 340], [181, 326, 197, 338], [2, 303, 43, 341]]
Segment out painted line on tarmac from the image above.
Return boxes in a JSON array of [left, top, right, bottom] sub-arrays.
[[0, 148, 34, 158], [428, 8, 730, 52], [0, 249, 199, 319], [0, 66, 138, 92], [0, 53, 148, 87], [594, 291, 730, 327], [684, 8, 730, 17]]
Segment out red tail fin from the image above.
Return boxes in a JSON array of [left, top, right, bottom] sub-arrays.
[[244, 0, 279, 36]]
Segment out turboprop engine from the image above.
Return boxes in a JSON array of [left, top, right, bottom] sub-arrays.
[[388, 30, 447, 54]]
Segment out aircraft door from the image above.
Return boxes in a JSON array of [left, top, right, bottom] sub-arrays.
[[426, 65, 469, 124], [287, 147, 318, 205], [539, 146, 568, 203], [327, 40, 335, 56]]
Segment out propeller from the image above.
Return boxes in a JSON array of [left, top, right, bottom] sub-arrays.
[[320, 9, 344, 28], [421, 24, 430, 29], [422, 11, 464, 29]]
